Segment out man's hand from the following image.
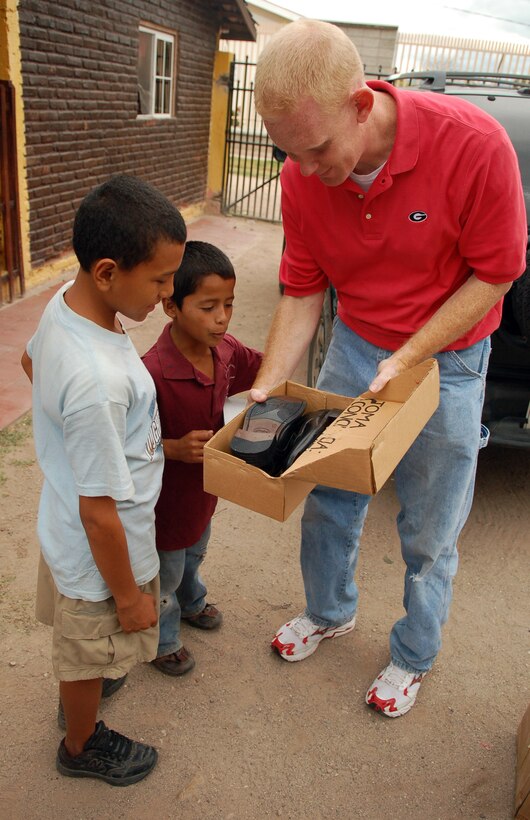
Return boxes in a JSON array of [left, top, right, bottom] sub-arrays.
[[248, 387, 269, 404], [116, 589, 158, 633], [368, 354, 408, 393], [163, 430, 214, 463], [248, 292, 325, 405]]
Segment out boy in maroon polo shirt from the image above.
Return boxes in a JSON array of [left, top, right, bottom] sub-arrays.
[[142, 241, 262, 675]]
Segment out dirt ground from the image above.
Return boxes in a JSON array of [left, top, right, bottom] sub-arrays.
[[0, 218, 528, 819]]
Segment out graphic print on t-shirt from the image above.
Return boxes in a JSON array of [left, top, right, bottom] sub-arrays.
[[145, 397, 162, 461]]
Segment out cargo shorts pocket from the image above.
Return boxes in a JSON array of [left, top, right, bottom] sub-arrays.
[[59, 608, 134, 671]]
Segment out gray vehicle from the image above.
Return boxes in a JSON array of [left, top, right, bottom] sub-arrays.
[[306, 71, 530, 448]]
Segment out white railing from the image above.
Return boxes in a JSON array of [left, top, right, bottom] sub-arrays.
[[395, 32, 530, 75], [223, 30, 530, 78]]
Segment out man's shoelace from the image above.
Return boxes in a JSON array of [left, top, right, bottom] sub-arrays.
[[380, 663, 410, 688], [289, 614, 318, 638]]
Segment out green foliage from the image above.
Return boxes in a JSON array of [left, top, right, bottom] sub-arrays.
[[0, 414, 32, 450], [0, 414, 33, 484]]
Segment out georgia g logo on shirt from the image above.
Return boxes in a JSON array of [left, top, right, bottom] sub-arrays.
[[409, 211, 428, 223]]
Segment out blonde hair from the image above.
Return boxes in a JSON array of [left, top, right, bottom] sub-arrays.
[[255, 19, 364, 117]]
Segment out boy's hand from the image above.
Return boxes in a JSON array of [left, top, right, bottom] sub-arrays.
[[116, 590, 158, 633], [163, 430, 213, 463]]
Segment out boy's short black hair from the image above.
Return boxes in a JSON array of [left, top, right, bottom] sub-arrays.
[[171, 240, 235, 309], [73, 174, 187, 271]]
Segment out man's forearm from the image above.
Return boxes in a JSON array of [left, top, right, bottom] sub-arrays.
[[398, 276, 510, 366], [369, 275, 512, 391], [252, 291, 325, 395]]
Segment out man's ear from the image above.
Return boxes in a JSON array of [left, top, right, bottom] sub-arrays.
[[162, 296, 179, 318], [350, 88, 374, 123], [92, 258, 120, 291]]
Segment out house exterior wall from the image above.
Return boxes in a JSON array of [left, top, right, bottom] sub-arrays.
[[340, 24, 398, 76], [207, 50, 233, 200], [18, 0, 221, 269], [248, 1, 298, 36], [224, 14, 397, 77], [0, 0, 30, 297]]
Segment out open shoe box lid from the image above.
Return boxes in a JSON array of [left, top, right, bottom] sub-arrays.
[[204, 358, 439, 521]]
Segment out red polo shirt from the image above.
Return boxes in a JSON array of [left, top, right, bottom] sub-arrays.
[[142, 323, 262, 550], [280, 80, 527, 351]]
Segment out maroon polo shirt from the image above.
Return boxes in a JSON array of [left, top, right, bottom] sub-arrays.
[[142, 322, 262, 550]]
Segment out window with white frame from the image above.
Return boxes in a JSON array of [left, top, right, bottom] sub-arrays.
[[137, 25, 175, 117]]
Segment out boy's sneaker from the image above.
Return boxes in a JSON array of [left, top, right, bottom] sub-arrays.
[[365, 661, 426, 717], [56, 720, 157, 786], [182, 603, 223, 630], [271, 612, 356, 662], [57, 674, 128, 730], [151, 646, 195, 677], [101, 674, 128, 698]]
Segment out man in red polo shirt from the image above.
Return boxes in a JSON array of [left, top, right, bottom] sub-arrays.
[[251, 19, 526, 717]]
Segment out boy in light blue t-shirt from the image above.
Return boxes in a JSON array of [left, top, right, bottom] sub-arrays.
[[23, 175, 185, 786]]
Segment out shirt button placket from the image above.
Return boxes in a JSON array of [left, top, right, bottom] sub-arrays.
[[360, 202, 378, 237]]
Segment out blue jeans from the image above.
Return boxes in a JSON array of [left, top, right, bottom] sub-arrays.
[[157, 523, 210, 656], [301, 318, 491, 673]]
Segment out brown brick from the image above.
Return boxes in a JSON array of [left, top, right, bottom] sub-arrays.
[[19, 0, 219, 266]]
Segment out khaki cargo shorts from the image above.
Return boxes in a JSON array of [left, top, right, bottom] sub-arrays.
[[36, 554, 160, 682]]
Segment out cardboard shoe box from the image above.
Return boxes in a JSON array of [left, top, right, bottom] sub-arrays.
[[204, 358, 439, 522], [516, 701, 530, 819]]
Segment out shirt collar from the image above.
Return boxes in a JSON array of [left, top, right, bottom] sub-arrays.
[[157, 321, 233, 383], [366, 80, 419, 176]]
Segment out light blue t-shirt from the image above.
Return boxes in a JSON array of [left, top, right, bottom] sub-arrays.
[[27, 282, 163, 601]]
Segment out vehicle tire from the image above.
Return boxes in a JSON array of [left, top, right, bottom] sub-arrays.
[[306, 287, 335, 388], [512, 246, 530, 342]]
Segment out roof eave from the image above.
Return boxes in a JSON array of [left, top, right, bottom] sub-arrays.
[[219, 0, 257, 41]]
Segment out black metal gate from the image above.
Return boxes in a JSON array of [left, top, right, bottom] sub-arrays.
[[221, 58, 283, 222]]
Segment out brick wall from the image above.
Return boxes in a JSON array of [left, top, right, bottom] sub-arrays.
[[19, 0, 222, 266]]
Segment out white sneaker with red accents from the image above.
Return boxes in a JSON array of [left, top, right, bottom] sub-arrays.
[[365, 661, 426, 717], [271, 612, 356, 662]]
